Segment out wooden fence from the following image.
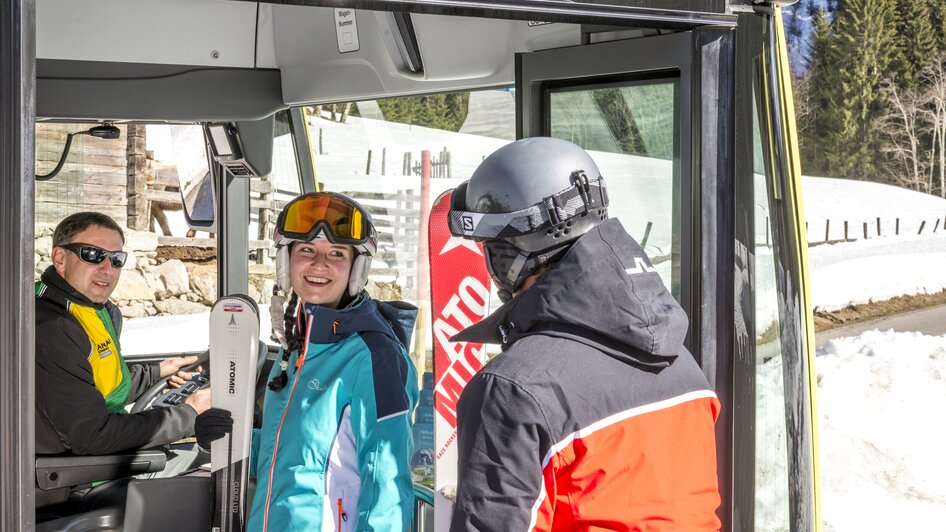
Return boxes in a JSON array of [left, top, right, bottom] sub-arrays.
[[150, 181, 423, 291], [35, 123, 129, 226], [807, 215, 946, 247], [343, 190, 421, 291]]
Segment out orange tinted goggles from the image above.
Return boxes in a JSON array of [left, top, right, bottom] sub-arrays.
[[276, 192, 368, 244]]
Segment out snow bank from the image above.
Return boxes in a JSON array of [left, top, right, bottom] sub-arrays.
[[817, 331, 946, 531]]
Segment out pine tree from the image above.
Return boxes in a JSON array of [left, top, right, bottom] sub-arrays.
[[817, 0, 899, 179], [929, 0, 946, 52], [803, 8, 835, 174], [376, 93, 470, 132], [892, 0, 935, 87], [806, 0, 819, 19]]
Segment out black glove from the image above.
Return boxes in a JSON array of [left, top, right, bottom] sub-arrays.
[[195, 408, 233, 450]]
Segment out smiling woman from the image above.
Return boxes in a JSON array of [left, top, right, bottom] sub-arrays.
[[288, 239, 353, 309], [194, 191, 421, 530]]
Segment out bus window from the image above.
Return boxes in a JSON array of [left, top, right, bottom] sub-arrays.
[[34, 122, 218, 358], [278, 92, 518, 490], [548, 80, 681, 299], [752, 74, 791, 531], [246, 110, 304, 347]]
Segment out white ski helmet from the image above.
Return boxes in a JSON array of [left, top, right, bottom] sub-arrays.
[[272, 191, 378, 298]]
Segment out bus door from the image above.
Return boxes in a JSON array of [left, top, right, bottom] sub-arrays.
[[516, 13, 817, 531]]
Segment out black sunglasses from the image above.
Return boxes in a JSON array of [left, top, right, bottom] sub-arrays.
[[60, 243, 128, 269]]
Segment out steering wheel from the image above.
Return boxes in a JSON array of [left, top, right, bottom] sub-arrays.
[[129, 343, 270, 414], [130, 351, 210, 414]]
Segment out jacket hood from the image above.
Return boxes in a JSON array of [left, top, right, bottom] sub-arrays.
[[38, 265, 106, 310], [301, 292, 418, 350], [453, 219, 687, 370]]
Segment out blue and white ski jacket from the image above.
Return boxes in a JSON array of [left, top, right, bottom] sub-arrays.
[[248, 294, 419, 532]]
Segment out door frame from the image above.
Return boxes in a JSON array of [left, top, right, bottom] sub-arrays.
[[515, 27, 739, 529]]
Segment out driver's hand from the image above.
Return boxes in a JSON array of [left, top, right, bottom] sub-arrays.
[[168, 367, 203, 388], [184, 387, 212, 415], [160, 355, 200, 382]]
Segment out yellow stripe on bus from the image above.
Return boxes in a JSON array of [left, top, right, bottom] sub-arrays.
[[774, 10, 822, 531], [301, 106, 321, 192]]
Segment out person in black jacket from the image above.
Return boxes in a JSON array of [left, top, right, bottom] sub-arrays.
[[446, 138, 721, 531], [35, 212, 211, 461]]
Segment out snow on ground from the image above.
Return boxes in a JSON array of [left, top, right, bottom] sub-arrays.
[[804, 176, 946, 312], [808, 237, 946, 311], [817, 331, 946, 531], [131, 98, 946, 529]]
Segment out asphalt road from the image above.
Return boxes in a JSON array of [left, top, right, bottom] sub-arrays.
[[815, 304, 946, 348]]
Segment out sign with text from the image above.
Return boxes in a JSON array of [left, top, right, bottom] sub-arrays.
[[428, 190, 491, 531]]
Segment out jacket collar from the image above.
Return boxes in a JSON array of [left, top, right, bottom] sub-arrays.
[[38, 266, 106, 311], [299, 291, 418, 349], [452, 219, 686, 371]]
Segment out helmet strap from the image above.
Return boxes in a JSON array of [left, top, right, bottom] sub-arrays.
[[492, 243, 572, 303]]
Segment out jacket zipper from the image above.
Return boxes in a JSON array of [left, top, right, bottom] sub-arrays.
[[337, 498, 345, 530], [262, 313, 312, 532]]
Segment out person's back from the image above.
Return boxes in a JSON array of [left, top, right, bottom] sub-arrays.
[[446, 137, 721, 531], [451, 218, 720, 530]]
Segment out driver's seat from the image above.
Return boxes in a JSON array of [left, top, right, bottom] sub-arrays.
[[36, 475, 212, 532], [35, 452, 213, 532], [35, 449, 167, 518]]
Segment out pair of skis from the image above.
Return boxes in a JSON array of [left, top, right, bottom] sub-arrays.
[[208, 295, 260, 532]]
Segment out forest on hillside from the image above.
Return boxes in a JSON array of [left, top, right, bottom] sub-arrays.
[[327, 1, 946, 199], [786, 0, 946, 197]]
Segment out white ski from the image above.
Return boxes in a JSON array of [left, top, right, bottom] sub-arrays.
[[209, 295, 260, 532]]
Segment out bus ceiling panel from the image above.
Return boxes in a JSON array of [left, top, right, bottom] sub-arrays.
[[256, 3, 279, 69], [246, 0, 736, 29], [37, 0, 258, 69], [36, 60, 285, 122], [273, 6, 580, 104]]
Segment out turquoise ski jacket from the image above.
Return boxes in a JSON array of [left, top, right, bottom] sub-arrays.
[[248, 294, 419, 532]]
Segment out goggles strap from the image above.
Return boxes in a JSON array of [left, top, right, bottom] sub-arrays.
[[449, 178, 606, 240]]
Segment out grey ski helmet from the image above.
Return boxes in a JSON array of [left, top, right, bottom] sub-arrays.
[[449, 137, 608, 301]]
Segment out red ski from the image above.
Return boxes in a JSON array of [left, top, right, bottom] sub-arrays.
[[427, 189, 492, 531]]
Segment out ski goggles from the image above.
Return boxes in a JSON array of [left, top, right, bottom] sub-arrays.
[[448, 173, 608, 247], [274, 192, 375, 249], [60, 243, 128, 269]]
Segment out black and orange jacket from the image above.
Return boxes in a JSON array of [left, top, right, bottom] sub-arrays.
[[35, 266, 196, 456], [449, 219, 721, 532]]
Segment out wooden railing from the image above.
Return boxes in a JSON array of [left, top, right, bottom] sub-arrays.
[[144, 177, 423, 291]]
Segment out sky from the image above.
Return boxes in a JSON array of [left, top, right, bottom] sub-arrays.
[[135, 107, 946, 530]]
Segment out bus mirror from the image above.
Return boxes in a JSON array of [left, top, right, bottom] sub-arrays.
[[179, 169, 216, 234], [170, 125, 217, 234], [204, 115, 274, 178]]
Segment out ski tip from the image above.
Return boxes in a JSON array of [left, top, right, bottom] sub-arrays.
[[211, 294, 260, 315], [433, 189, 454, 206]]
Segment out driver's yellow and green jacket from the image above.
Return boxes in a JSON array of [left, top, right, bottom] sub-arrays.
[[35, 266, 197, 455]]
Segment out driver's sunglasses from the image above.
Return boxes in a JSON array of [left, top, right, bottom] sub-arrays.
[[60, 243, 128, 269]]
